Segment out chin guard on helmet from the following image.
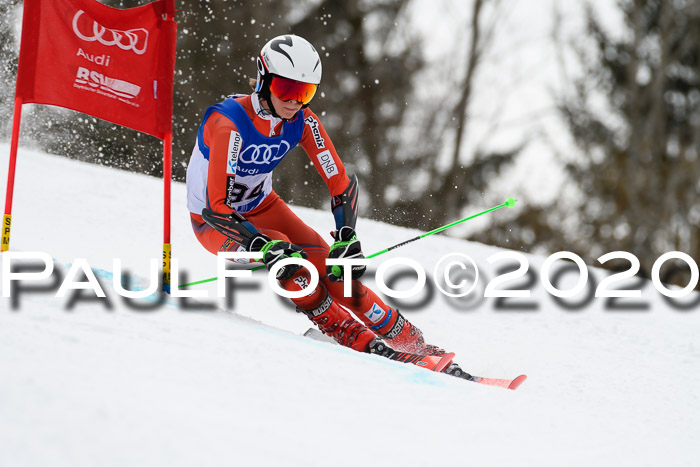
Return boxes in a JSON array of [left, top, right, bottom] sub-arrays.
[[331, 174, 359, 231]]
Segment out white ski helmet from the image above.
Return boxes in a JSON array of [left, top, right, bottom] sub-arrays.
[[255, 34, 322, 108]]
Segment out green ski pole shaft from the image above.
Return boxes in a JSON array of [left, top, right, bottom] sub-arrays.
[[178, 197, 517, 288], [178, 263, 267, 288], [367, 197, 517, 259]]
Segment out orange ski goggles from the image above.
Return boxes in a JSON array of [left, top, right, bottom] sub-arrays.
[[269, 75, 318, 105]]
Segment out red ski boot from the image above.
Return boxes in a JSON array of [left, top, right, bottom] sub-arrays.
[[373, 309, 447, 356], [300, 297, 455, 373], [298, 293, 377, 352]]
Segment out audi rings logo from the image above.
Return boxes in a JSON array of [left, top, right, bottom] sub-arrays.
[[72, 10, 149, 55], [239, 141, 291, 165]]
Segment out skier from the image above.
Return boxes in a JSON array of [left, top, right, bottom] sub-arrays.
[[186, 34, 469, 378]]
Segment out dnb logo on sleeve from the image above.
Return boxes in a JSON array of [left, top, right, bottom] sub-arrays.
[[317, 150, 338, 178]]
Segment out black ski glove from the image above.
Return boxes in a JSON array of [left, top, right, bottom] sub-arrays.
[[249, 235, 307, 281], [327, 226, 366, 282]]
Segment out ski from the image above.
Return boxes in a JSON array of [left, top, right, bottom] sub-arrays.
[[303, 327, 337, 344], [368, 338, 455, 372], [471, 374, 528, 390], [441, 361, 527, 390], [389, 350, 456, 373], [304, 328, 526, 387]]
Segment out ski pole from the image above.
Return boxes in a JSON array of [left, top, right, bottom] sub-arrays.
[[178, 197, 517, 288], [367, 197, 517, 259]]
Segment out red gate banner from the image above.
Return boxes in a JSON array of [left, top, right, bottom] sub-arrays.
[[15, 0, 176, 139]]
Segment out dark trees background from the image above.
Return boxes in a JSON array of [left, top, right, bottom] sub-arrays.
[[512, 0, 700, 283]]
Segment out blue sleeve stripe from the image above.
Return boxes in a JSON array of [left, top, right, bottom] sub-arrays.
[[332, 205, 344, 230], [240, 219, 260, 235]]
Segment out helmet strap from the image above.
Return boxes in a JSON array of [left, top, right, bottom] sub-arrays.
[[266, 99, 285, 120]]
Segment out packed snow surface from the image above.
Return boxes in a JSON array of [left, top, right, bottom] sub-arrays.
[[1, 145, 699, 466]]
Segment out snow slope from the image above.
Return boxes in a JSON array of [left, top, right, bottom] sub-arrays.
[[1, 145, 699, 467]]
